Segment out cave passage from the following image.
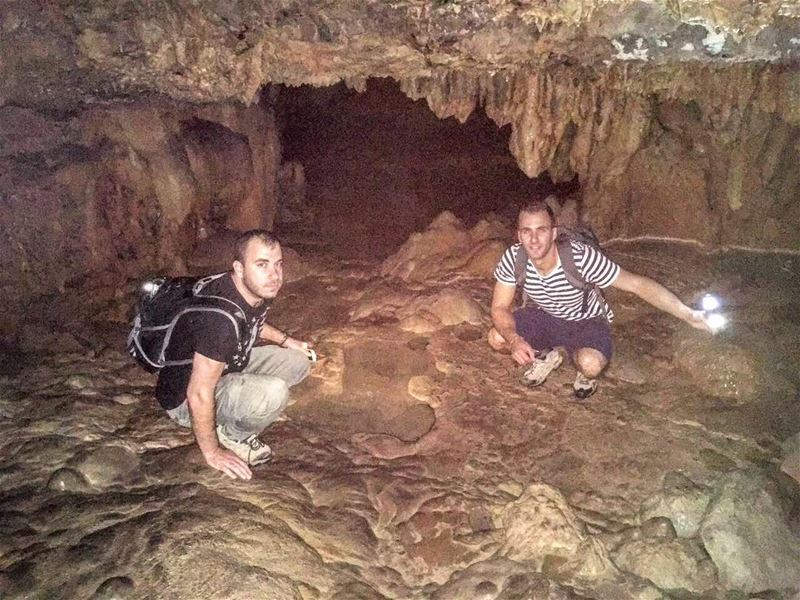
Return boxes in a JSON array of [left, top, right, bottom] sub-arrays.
[[277, 78, 577, 259]]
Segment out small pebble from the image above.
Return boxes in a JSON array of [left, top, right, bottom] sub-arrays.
[[112, 393, 139, 405], [65, 375, 95, 390]]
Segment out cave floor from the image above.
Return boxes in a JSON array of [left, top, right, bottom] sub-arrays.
[[1, 239, 799, 599]]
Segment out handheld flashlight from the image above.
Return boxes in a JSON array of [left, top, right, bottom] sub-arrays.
[[701, 294, 721, 312], [698, 293, 727, 333], [301, 342, 317, 363], [705, 313, 728, 333]]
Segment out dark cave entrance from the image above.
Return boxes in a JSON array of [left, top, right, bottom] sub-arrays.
[[276, 78, 578, 259]]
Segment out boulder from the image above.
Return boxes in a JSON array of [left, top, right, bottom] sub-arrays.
[[781, 432, 800, 485], [72, 445, 141, 488], [380, 211, 470, 281], [612, 537, 717, 594], [640, 472, 712, 538], [425, 289, 484, 326], [496, 483, 617, 581], [381, 212, 511, 282], [699, 470, 800, 593], [47, 467, 91, 493], [673, 332, 760, 402]]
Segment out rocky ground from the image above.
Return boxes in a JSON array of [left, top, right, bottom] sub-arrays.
[[1, 213, 799, 599]]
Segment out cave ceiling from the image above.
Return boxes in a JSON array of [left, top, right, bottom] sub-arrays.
[[1, 0, 798, 112]]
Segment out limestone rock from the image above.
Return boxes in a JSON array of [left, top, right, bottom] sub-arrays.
[[398, 312, 442, 334], [673, 332, 761, 402], [468, 217, 511, 244], [47, 467, 91, 493], [72, 445, 141, 488], [699, 470, 800, 593], [461, 240, 506, 278], [349, 283, 415, 322], [432, 558, 582, 600], [380, 211, 471, 281], [612, 537, 717, 594], [91, 576, 134, 600], [639, 517, 677, 540], [112, 393, 140, 405], [65, 374, 96, 391], [640, 472, 713, 538], [379, 212, 513, 284], [19, 325, 83, 354], [407, 375, 437, 406], [497, 483, 617, 581], [782, 432, 800, 485], [425, 289, 484, 327]]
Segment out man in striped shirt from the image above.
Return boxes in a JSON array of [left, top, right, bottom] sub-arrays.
[[489, 200, 709, 399]]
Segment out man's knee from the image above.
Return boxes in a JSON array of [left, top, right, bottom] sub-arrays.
[[253, 378, 290, 414], [574, 348, 607, 378], [285, 349, 312, 385]]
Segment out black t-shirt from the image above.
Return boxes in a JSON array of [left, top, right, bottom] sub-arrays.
[[155, 273, 269, 410]]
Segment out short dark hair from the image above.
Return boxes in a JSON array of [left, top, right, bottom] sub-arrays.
[[233, 229, 280, 263], [519, 200, 555, 226]]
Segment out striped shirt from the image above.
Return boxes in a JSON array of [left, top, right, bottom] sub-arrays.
[[494, 241, 620, 322]]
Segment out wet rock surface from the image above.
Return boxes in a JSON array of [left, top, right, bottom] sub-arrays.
[[1, 220, 799, 598]]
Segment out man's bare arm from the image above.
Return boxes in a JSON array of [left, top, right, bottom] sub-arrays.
[[260, 322, 310, 351], [611, 269, 709, 331], [490, 281, 537, 364], [185, 353, 252, 480]]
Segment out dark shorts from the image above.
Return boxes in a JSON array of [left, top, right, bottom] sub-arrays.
[[513, 306, 613, 361]]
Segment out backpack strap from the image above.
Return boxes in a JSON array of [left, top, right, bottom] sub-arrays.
[[556, 237, 608, 318], [513, 244, 530, 307], [556, 238, 590, 291]]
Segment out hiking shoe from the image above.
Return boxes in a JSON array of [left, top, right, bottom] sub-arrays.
[[521, 349, 563, 387], [216, 426, 273, 466], [573, 373, 598, 400]]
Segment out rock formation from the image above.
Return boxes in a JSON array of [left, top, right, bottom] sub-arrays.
[[1, 2, 799, 597]]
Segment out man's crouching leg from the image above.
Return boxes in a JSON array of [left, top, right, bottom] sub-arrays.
[[215, 346, 311, 441]]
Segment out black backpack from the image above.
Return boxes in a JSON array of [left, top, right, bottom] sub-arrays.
[[127, 273, 258, 373], [514, 226, 609, 317]]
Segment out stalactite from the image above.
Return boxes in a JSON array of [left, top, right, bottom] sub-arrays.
[[397, 62, 800, 249]]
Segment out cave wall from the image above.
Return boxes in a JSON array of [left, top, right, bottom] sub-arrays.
[[400, 64, 800, 250], [0, 99, 280, 343]]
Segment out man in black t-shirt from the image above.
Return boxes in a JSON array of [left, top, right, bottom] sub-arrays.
[[159, 230, 312, 480]]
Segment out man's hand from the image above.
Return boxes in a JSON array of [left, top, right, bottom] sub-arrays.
[[686, 309, 713, 332], [186, 353, 254, 481], [203, 447, 253, 480], [490, 281, 537, 364], [283, 337, 311, 352], [509, 336, 537, 365]]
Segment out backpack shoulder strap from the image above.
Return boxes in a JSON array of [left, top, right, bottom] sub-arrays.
[[556, 237, 590, 291], [513, 244, 529, 288], [557, 237, 595, 316], [556, 237, 611, 318], [512, 244, 531, 308], [193, 272, 229, 295]]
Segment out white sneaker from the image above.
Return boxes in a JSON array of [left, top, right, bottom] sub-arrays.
[[521, 349, 563, 387], [216, 426, 273, 466], [573, 373, 598, 400]]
